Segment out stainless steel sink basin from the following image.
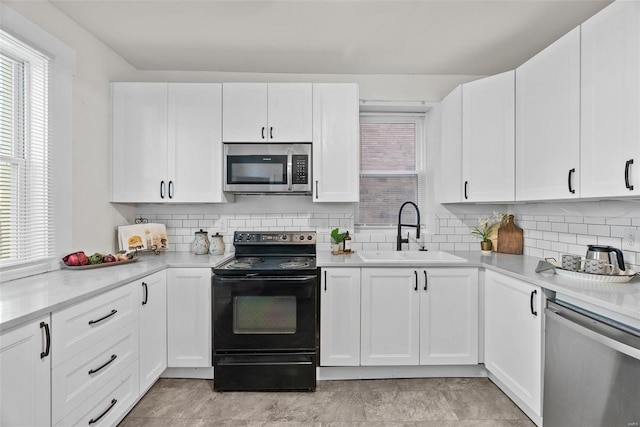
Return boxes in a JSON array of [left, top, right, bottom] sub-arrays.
[[357, 251, 467, 263]]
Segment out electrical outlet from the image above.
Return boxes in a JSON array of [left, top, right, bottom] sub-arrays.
[[622, 228, 640, 251]]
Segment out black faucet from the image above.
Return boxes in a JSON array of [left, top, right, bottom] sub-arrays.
[[396, 201, 421, 251]]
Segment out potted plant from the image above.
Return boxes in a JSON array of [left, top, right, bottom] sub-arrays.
[[471, 217, 493, 253], [330, 228, 347, 254]]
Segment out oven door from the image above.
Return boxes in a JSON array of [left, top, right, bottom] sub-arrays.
[[212, 274, 317, 352]]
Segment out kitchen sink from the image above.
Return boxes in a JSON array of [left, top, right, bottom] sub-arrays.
[[357, 251, 467, 263]]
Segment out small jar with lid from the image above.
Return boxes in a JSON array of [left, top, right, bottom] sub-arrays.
[[209, 232, 225, 255], [193, 229, 210, 255]]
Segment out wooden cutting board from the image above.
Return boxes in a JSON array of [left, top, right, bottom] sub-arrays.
[[497, 215, 523, 255]]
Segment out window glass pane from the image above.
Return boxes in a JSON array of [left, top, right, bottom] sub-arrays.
[[360, 122, 416, 172], [359, 176, 418, 225]]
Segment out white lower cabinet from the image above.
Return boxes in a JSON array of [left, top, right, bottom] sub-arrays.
[[320, 268, 361, 366], [360, 268, 478, 366], [361, 268, 420, 365], [419, 268, 478, 365], [0, 316, 51, 427], [167, 268, 212, 367], [138, 270, 167, 393], [484, 270, 543, 421]]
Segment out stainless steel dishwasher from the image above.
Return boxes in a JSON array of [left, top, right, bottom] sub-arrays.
[[544, 299, 640, 427]]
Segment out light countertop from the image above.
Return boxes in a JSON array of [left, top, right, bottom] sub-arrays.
[[0, 252, 233, 332], [2, 250, 639, 332], [318, 250, 640, 327]]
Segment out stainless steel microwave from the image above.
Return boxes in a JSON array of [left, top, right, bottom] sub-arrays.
[[223, 143, 312, 194]]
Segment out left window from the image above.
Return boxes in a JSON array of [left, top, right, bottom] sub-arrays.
[[0, 30, 52, 273]]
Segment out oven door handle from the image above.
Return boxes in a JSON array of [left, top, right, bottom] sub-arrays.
[[213, 275, 319, 282], [216, 360, 314, 366]]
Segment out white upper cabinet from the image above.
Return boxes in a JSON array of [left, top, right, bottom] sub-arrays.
[[168, 83, 226, 203], [462, 71, 515, 202], [516, 27, 581, 201], [112, 82, 226, 203], [439, 85, 463, 203], [222, 83, 312, 143], [112, 82, 168, 203], [312, 83, 360, 202], [581, 1, 640, 198]]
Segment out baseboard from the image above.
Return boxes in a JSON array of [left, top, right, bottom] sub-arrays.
[[317, 364, 487, 381], [161, 367, 214, 379]]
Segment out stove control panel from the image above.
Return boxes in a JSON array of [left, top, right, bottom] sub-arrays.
[[234, 231, 316, 244]]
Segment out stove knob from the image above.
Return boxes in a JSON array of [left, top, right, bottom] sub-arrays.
[[307, 235, 313, 240], [281, 235, 288, 240], [299, 235, 305, 241]]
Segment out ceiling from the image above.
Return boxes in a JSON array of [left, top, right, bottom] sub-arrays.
[[49, 0, 612, 76]]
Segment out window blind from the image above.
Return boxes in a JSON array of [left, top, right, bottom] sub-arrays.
[[357, 113, 426, 226], [0, 30, 53, 271]]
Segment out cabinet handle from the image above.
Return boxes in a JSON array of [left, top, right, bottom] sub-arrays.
[[261, 127, 265, 139], [88, 354, 117, 375], [423, 270, 428, 291], [142, 282, 148, 305], [315, 181, 319, 199], [414, 270, 418, 291], [464, 181, 468, 200], [88, 399, 117, 425], [625, 159, 634, 190], [88, 309, 117, 325], [160, 180, 165, 199], [568, 168, 576, 194], [270, 126, 273, 139], [168, 180, 174, 199], [40, 322, 50, 359], [324, 271, 327, 292], [530, 290, 538, 316]]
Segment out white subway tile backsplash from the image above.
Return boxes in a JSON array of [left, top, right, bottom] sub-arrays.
[[558, 233, 576, 244], [568, 223, 588, 234], [577, 234, 594, 245], [542, 231, 559, 242], [548, 215, 564, 223], [606, 217, 631, 226], [587, 224, 610, 237], [584, 217, 606, 225], [551, 222, 568, 233], [537, 222, 552, 231]]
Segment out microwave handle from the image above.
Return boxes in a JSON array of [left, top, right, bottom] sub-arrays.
[[287, 149, 293, 191]]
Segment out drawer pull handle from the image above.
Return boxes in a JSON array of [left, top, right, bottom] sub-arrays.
[[88, 309, 117, 325], [414, 270, 418, 291], [568, 168, 576, 194], [142, 282, 148, 305], [625, 159, 634, 190], [423, 270, 428, 291], [88, 354, 117, 375], [88, 398, 117, 425], [40, 322, 50, 359]]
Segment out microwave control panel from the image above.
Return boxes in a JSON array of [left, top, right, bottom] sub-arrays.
[[292, 155, 309, 184]]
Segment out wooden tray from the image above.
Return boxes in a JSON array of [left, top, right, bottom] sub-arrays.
[[62, 257, 139, 270]]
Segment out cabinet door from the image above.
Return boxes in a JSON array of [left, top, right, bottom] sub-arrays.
[[267, 83, 312, 142], [112, 82, 168, 202], [312, 83, 360, 202], [581, 1, 640, 198], [222, 83, 268, 142], [320, 268, 361, 366], [516, 27, 581, 201], [419, 268, 478, 365], [0, 316, 51, 427], [139, 270, 167, 393], [167, 268, 211, 367], [361, 268, 420, 365], [439, 85, 463, 203], [168, 83, 227, 203], [462, 71, 515, 202], [484, 270, 543, 418]]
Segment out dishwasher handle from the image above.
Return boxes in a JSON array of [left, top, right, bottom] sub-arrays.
[[546, 302, 640, 361]]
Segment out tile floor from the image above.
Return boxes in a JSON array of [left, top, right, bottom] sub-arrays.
[[119, 377, 536, 426]]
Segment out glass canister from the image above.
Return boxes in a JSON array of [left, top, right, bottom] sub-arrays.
[[193, 229, 210, 255], [209, 232, 225, 255]]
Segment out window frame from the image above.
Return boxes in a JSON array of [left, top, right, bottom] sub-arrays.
[[357, 112, 427, 229], [1, 4, 75, 282]]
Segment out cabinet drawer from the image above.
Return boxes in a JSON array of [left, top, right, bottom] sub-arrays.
[[52, 323, 139, 424], [55, 359, 139, 427], [52, 282, 138, 367]]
